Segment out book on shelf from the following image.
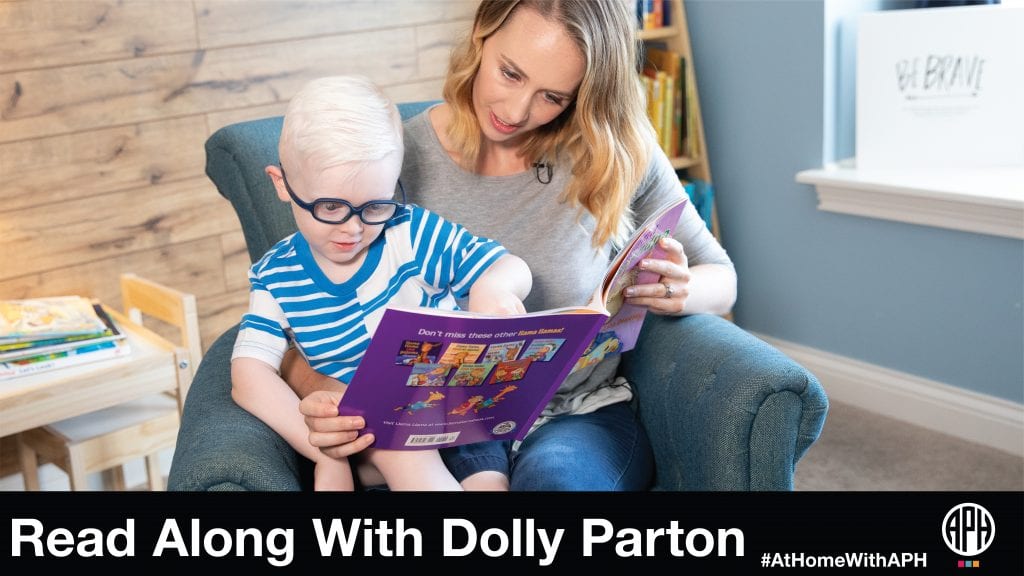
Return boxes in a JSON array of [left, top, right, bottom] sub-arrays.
[[685, 69, 701, 159], [645, 45, 687, 159], [682, 179, 715, 233], [0, 336, 132, 380], [637, 0, 669, 30], [0, 295, 108, 344], [643, 65, 668, 151], [338, 197, 688, 450]]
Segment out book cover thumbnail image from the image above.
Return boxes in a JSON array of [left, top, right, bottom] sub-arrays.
[[448, 362, 496, 387], [404, 363, 452, 387], [489, 359, 532, 384], [394, 339, 442, 366], [482, 339, 525, 363], [521, 338, 565, 362], [436, 342, 486, 368]]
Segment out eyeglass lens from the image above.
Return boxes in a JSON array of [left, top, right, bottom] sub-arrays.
[[314, 200, 397, 224]]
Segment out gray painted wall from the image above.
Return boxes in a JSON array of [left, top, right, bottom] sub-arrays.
[[684, 0, 1024, 403]]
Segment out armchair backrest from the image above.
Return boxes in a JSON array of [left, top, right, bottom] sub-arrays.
[[204, 101, 439, 262]]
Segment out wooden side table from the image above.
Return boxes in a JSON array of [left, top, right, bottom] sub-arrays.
[[3, 278, 197, 491]]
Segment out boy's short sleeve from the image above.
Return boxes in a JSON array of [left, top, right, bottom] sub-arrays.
[[231, 266, 291, 368], [408, 206, 507, 299]]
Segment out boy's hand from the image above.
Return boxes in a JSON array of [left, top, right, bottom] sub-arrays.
[[467, 286, 527, 316], [300, 390, 374, 458]]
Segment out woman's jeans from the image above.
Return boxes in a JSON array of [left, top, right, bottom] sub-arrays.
[[440, 401, 654, 490]]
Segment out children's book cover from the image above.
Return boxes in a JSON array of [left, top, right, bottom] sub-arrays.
[[437, 342, 486, 368], [521, 338, 565, 362], [482, 340, 525, 363], [489, 359, 533, 384], [339, 197, 687, 450], [0, 304, 125, 362], [448, 362, 496, 387], [404, 363, 452, 387], [0, 296, 108, 343], [394, 339, 442, 366]]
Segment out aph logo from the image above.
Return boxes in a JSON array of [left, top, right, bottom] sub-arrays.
[[942, 503, 995, 556]]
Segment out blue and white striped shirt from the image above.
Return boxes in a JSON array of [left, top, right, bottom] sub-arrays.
[[232, 204, 507, 384]]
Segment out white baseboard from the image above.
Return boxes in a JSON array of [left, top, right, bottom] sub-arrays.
[[755, 333, 1024, 458]]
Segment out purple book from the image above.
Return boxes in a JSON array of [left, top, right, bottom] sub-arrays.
[[590, 196, 688, 359], [339, 197, 687, 449]]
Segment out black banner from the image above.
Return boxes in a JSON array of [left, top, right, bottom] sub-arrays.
[[4, 491, 1021, 572]]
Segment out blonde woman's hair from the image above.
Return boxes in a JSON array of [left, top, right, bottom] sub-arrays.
[[443, 0, 654, 247], [280, 75, 403, 174]]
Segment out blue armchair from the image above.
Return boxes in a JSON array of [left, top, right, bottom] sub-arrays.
[[168, 102, 828, 491]]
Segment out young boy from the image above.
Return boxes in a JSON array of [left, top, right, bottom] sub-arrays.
[[230, 76, 531, 491]]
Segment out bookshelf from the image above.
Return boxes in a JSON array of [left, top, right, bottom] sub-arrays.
[[638, 0, 720, 241]]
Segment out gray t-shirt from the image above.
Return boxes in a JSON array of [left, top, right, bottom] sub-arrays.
[[400, 108, 733, 421]]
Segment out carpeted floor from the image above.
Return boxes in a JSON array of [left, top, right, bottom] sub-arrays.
[[794, 400, 1023, 491]]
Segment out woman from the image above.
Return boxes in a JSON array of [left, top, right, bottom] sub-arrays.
[[288, 0, 736, 490]]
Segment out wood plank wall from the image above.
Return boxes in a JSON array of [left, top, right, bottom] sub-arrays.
[[0, 0, 477, 350], [0, 0, 477, 477]]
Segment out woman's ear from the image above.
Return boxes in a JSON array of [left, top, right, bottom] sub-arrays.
[[265, 165, 289, 202]]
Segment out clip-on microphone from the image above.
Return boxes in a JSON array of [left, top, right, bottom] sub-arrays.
[[532, 161, 553, 184]]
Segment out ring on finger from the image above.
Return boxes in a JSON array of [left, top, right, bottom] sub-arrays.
[[662, 282, 674, 299]]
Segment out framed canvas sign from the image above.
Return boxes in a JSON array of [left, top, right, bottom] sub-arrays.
[[856, 5, 1024, 170]]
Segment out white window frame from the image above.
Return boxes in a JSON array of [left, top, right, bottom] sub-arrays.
[[799, 0, 1024, 240]]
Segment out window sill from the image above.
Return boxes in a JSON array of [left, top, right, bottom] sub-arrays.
[[795, 160, 1024, 240]]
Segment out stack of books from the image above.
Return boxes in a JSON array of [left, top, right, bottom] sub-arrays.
[[0, 296, 132, 380]]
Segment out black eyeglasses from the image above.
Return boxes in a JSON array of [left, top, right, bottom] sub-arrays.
[[280, 167, 407, 225]]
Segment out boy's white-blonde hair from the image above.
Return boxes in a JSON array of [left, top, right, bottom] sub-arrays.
[[279, 75, 403, 174]]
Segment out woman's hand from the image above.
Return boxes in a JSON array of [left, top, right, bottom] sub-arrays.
[[299, 390, 375, 459], [623, 237, 691, 316]]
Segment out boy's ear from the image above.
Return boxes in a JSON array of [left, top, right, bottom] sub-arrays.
[[265, 165, 290, 202]]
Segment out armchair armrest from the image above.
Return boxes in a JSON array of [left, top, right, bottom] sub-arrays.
[[168, 326, 308, 491], [621, 314, 828, 491]]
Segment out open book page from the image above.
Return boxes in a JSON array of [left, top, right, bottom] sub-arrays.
[[339, 306, 607, 450], [573, 197, 687, 371]]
